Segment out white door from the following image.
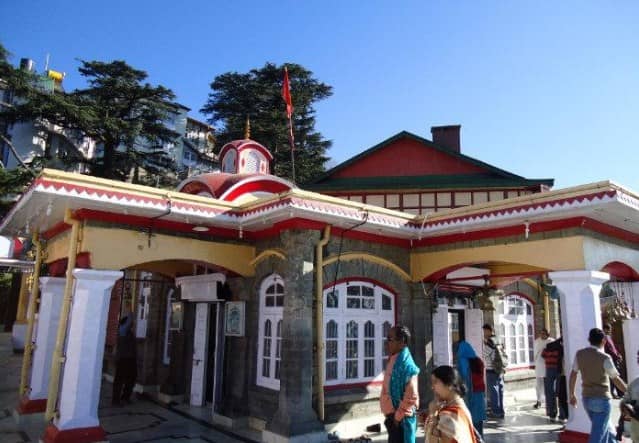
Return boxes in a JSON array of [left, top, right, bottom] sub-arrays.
[[432, 304, 451, 366], [190, 302, 210, 406], [465, 308, 484, 357]]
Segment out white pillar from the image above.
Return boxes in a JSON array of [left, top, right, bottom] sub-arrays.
[[19, 277, 65, 414], [550, 270, 609, 442], [623, 317, 639, 382], [46, 269, 122, 440]]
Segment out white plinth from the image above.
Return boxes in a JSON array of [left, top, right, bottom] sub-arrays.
[[623, 318, 639, 382], [29, 277, 65, 401], [55, 269, 122, 431], [550, 270, 609, 438]]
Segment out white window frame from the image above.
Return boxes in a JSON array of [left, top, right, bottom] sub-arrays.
[[323, 281, 395, 386], [497, 294, 534, 368], [256, 274, 284, 390]]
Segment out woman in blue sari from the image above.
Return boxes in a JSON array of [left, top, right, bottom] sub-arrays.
[[455, 340, 487, 436]]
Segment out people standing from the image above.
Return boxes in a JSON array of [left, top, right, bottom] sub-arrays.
[[380, 325, 420, 443], [568, 328, 627, 443], [455, 340, 487, 436], [603, 323, 624, 398], [483, 323, 505, 419], [534, 328, 553, 409], [112, 314, 137, 406], [423, 365, 479, 443], [542, 336, 567, 422]]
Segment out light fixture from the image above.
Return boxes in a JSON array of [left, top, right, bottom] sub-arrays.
[[192, 226, 208, 232]]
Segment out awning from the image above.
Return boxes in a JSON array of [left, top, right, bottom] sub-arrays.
[[0, 258, 34, 271]]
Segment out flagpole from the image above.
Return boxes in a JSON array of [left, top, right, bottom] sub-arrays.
[[288, 115, 295, 183], [282, 65, 296, 184]]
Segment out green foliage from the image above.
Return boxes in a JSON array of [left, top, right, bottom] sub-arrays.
[[1, 47, 181, 183], [0, 167, 34, 218], [201, 62, 332, 184], [0, 43, 36, 97]]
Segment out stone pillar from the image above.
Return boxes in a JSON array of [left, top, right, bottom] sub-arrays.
[[263, 230, 326, 443], [16, 277, 65, 416], [550, 270, 609, 443], [409, 282, 430, 402], [42, 269, 122, 443]]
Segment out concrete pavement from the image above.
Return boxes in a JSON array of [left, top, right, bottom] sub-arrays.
[[0, 331, 631, 442]]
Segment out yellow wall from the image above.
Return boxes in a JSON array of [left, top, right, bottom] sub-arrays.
[[46, 226, 255, 276], [45, 231, 71, 264], [411, 236, 586, 281]]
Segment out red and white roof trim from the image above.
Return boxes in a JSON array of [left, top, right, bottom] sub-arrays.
[[1, 172, 638, 244]]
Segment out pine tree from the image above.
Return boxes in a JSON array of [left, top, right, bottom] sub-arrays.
[[1, 51, 181, 183], [201, 62, 332, 184]]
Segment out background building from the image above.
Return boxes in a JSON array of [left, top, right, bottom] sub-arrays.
[[0, 58, 217, 182]]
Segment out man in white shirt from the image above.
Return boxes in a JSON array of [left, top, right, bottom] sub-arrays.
[[533, 328, 553, 409]]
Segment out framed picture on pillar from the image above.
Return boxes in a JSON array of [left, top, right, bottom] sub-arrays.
[[224, 301, 245, 337]]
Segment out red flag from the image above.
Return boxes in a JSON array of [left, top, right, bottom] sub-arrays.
[[281, 66, 293, 119]]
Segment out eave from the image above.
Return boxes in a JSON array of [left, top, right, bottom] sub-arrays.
[[0, 170, 637, 249]]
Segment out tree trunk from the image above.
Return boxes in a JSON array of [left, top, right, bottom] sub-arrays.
[[103, 141, 116, 179]]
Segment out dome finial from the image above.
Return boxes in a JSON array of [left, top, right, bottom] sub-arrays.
[[244, 115, 251, 139]]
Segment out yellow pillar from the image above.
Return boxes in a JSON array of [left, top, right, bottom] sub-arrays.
[[20, 232, 43, 396], [45, 210, 81, 421], [15, 272, 31, 323]]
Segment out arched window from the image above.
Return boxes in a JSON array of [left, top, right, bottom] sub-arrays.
[[498, 294, 534, 369], [323, 281, 395, 385], [257, 274, 284, 390]]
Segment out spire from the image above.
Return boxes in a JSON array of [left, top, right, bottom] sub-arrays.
[[244, 116, 251, 139]]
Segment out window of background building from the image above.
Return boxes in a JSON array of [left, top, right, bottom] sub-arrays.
[[473, 191, 488, 204], [437, 192, 452, 208], [455, 192, 472, 206], [386, 194, 400, 209], [366, 195, 384, 207]]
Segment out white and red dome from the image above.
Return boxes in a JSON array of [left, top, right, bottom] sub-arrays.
[[219, 139, 273, 175], [178, 138, 294, 203]]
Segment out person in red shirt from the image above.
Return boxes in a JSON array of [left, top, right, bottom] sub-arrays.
[[603, 323, 624, 398]]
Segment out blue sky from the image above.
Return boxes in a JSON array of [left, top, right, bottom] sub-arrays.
[[2, 1, 638, 191]]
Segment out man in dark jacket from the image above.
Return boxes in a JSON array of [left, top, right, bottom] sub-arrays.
[[112, 314, 137, 406], [542, 337, 568, 422]]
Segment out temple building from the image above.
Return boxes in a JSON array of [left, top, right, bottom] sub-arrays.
[[1, 128, 638, 443]]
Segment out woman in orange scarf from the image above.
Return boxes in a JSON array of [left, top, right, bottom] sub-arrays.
[[423, 365, 481, 443]]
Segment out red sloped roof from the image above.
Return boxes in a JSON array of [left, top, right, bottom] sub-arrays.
[[332, 135, 486, 178]]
